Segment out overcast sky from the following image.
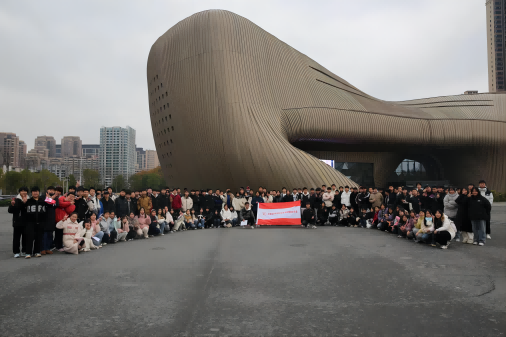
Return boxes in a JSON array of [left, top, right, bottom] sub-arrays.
[[0, 0, 488, 151]]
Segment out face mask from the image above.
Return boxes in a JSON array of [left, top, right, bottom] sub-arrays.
[[426, 217, 433, 221]]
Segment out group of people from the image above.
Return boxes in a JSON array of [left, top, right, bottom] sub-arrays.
[[8, 180, 494, 258]]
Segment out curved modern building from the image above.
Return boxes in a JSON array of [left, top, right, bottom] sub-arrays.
[[147, 10, 506, 192]]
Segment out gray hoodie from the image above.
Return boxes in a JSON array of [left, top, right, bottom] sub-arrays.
[[443, 192, 459, 218]]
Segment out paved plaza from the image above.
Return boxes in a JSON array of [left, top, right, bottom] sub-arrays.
[[0, 206, 505, 336]]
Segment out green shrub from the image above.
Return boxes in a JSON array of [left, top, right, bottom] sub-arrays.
[[0, 199, 12, 207], [491, 190, 506, 202]]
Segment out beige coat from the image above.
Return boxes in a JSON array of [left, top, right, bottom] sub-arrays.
[[369, 192, 384, 208], [56, 219, 84, 255]]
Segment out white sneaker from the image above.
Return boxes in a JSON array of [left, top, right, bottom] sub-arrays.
[[487, 234, 491, 239], [251, 226, 255, 229], [14, 253, 20, 258], [25, 255, 31, 259], [473, 242, 478, 245], [102, 243, 107, 246], [145, 236, 149, 239], [35, 253, 41, 257], [161, 233, 164, 236], [455, 238, 460, 242], [312, 225, 317, 229], [479, 242, 485, 246], [441, 245, 447, 249]]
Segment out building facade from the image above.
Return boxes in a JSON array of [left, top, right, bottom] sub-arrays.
[[99, 126, 136, 186], [0, 132, 20, 168], [61, 136, 82, 158], [145, 150, 160, 170], [148, 10, 506, 192], [82, 144, 100, 158], [487, 0, 506, 92], [35, 136, 57, 158]]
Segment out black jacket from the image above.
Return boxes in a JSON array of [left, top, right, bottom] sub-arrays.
[[310, 193, 322, 209], [384, 193, 396, 207], [350, 192, 358, 208], [24, 198, 50, 226], [467, 194, 491, 221], [74, 197, 91, 221], [396, 193, 409, 209], [150, 195, 159, 211], [317, 206, 329, 222], [157, 193, 170, 210], [302, 208, 315, 222], [455, 194, 472, 232], [333, 192, 342, 207], [115, 196, 130, 218], [201, 195, 215, 211], [44, 196, 59, 231], [8, 197, 27, 227], [240, 208, 255, 221], [407, 196, 421, 214], [130, 197, 139, 215], [300, 193, 311, 208], [356, 192, 370, 209], [190, 194, 200, 211], [282, 193, 293, 203], [102, 197, 115, 214]]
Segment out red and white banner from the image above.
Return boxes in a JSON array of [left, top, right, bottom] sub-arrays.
[[256, 201, 301, 225]]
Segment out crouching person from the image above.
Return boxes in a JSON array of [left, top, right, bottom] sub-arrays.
[[115, 216, 129, 241], [99, 211, 112, 245], [433, 210, 456, 249], [126, 212, 138, 241], [229, 206, 238, 227], [81, 219, 99, 251], [302, 202, 316, 229], [55, 213, 85, 255], [137, 208, 151, 238], [148, 209, 161, 236], [241, 202, 256, 228], [416, 210, 435, 244]]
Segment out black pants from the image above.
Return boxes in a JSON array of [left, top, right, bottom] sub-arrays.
[[102, 233, 110, 244], [434, 231, 451, 245], [486, 219, 490, 235], [54, 228, 63, 249], [13, 226, 25, 254], [329, 217, 338, 226], [302, 220, 314, 227], [243, 217, 254, 226], [23, 223, 44, 255], [109, 230, 117, 243], [126, 227, 137, 240], [338, 218, 348, 227]]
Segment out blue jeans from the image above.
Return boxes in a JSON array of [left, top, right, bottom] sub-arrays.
[[186, 221, 195, 229], [471, 220, 486, 244], [93, 231, 104, 246], [194, 219, 205, 228], [231, 218, 238, 227], [159, 221, 166, 234], [213, 219, 221, 227], [421, 233, 433, 243], [42, 231, 53, 251]]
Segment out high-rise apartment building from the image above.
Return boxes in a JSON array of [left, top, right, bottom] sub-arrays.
[[135, 147, 146, 173], [145, 150, 160, 170], [0, 132, 20, 168], [486, 0, 506, 92], [61, 136, 82, 158], [99, 126, 136, 185], [18, 140, 27, 169], [82, 144, 100, 158], [35, 136, 57, 158]]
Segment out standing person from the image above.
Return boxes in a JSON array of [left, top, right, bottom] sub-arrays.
[[130, 191, 138, 215], [340, 186, 351, 208], [171, 188, 182, 214], [407, 189, 421, 214], [158, 188, 170, 212], [115, 189, 130, 219], [302, 202, 316, 229], [54, 192, 75, 251], [101, 191, 116, 214], [137, 190, 152, 214], [74, 187, 91, 222], [8, 187, 29, 258], [41, 186, 59, 255], [350, 187, 359, 211], [468, 187, 491, 246], [251, 191, 264, 217], [181, 190, 194, 212], [23, 187, 54, 258], [478, 180, 494, 239], [190, 190, 200, 213], [456, 188, 473, 244], [322, 187, 334, 213], [443, 187, 459, 239], [369, 188, 384, 209], [88, 187, 98, 216]]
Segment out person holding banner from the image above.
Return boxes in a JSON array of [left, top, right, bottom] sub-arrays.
[[302, 202, 316, 229]]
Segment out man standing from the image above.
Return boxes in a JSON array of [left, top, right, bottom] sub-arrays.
[[137, 190, 152, 213], [171, 188, 182, 214], [340, 186, 351, 208], [101, 191, 116, 214], [115, 189, 130, 218], [478, 180, 494, 239], [130, 191, 139, 215], [8, 187, 29, 258], [369, 188, 384, 209], [75, 187, 91, 222], [23, 186, 53, 258], [41, 186, 59, 255]]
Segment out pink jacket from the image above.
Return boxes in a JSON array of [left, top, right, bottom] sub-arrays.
[[137, 214, 151, 229], [91, 220, 102, 236]]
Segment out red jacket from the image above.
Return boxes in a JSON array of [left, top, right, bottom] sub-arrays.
[[171, 193, 182, 209], [55, 196, 76, 223]]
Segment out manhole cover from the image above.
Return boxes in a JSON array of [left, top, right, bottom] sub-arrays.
[[152, 247, 166, 250]]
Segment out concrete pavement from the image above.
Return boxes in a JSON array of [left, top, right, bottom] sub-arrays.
[[0, 206, 505, 336]]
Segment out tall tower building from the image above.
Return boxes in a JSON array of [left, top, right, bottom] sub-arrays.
[[99, 126, 136, 186], [0, 132, 20, 168], [486, 0, 506, 92], [18, 140, 27, 169], [61, 136, 82, 158], [145, 150, 160, 170], [35, 136, 57, 158]]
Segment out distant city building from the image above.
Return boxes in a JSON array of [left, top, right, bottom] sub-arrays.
[[145, 150, 160, 170], [0, 132, 20, 168], [99, 126, 136, 186], [18, 140, 27, 169], [61, 136, 82, 158], [55, 144, 61, 158], [35, 136, 57, 158], [135, 147, 146, 173], [486, 0, 505, 92], [82, 144, 100, 158]]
